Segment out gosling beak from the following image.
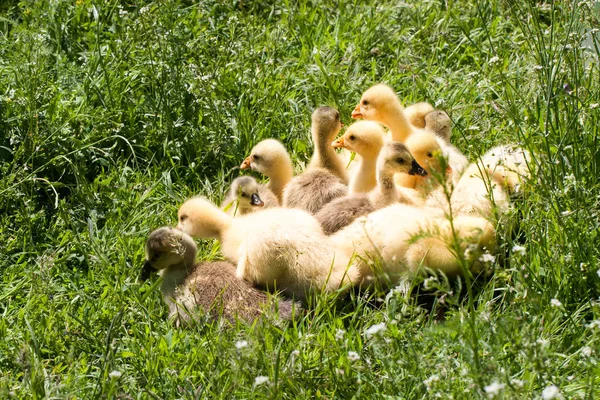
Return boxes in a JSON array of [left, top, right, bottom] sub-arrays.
[[250, 193, 264, 207], [331, 137, 345, 149], [351, 104, 363, 119], [240, 156, 252, 170], [408, 160, 428, 176], [139, 260, 154, 282]]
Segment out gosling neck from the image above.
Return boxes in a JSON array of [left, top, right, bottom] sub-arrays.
[[160, 245, 197, 298], [266, 156, 293, 202], [349, 153, 378, 193], [380, 103, 413, 143], [311, 127, 348, 182], [370, 170, 398, 209]]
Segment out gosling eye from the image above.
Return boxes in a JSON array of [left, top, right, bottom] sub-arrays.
[[349, 135, 356, 141], [396, 158, 405, 164], [427, 152, 433, 158], [179, 215, 188, 222], [253, 154, 261, 161], [362, 99, 369, 106], [335, 112, 340, 120], [240, 193, 248, 198]]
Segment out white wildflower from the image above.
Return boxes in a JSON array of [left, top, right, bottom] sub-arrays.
[[586, 319, 600, 329], [479, 253, 495, 263], [510, 379, 524, 388], [533, 65, 543, 71], [581, 346, 592, 357], [590, 103, 599, 109], [550, 299, 562, 308], [335, 329, 345, 341], [291, 349, 300, 357], [488, 56, 500, 64], [537, 338, 550, 348], [365, 322, 386, 337], [484, 381, 505, 397], [347, 351, 360, 361], [464, 244, 479, 260], [139, 5, 150, 14], [254, 376, 269, 386], [542, 384, 560, 400], [423, 276, 438, 290], [235, 340, 248, 349], [512, 245, 526, 256], [108, 370, 122, 379], [423, 374, 439, 389]]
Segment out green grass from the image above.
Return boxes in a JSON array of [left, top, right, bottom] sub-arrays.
[[1, 0, 599, 398]]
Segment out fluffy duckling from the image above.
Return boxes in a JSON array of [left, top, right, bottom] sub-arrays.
[[140, 227, 298, 325], [316, 142, 427, 234], [331, 120, 386, 194], [478, 144, 531, 195], [352, 83, 468, 177], [404, 101, 434, 129], [329, 204, 497, 284], [240, 139, 293, 203], [448, 162, 510, 218], [282, 107, 349, 214], [177, 197, 360, 301], [221, 176, 276, 216]]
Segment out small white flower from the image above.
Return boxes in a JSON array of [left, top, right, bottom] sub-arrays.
[[581, 346, 592, 357], [291, 349, 300, 357], [586, 319, 600, 329], [533, 65, 543, 71], [235, 340, 248, 349], [108, 370, 122, 379], [550, 299, 562, 308], [537, 338, 550, 348], [365, 322, 386, 337], [423, 374, 439, 389], [542, 384, 560, 399], [590, 103, 599, 109], [489, 56, 501, 64], [510, 379, 524, 388], [423, 276, 438, 290], [512, 245, 526, 256], [347, 351, 360, 361], [479, 253, 496, 263], [335, 329, 345, 340], [484, 381, 505, 397], [254, 376, 269, 386]]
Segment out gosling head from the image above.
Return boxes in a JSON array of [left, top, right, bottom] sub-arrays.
[[228, 176, 265, 209], [351, 83, 402, 121], [331, 120, 385, 159], [379, 141, 427, 177], [424, 110, 452, 142], [405, 131, 450, 176], [140, 227, 197, 281], [240, 139, 288, 175], [311, 106, 342, 143], [177, 197, 231, 239]]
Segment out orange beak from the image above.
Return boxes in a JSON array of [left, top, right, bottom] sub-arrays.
[[240, 156, 252, 170], [446, 165, 453, 176], [332, 137, 345, 149], [351, 103, 363, 119]]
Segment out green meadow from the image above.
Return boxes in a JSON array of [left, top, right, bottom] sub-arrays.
[[1, 0, 599, 398]]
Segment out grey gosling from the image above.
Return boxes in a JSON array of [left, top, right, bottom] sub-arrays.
[[141, 227, 298, 325]]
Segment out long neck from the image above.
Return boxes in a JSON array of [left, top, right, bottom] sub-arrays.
[[380, 104, 413, 143], [266, 157, 293, 202], [370, 170, 398, 209], [160, 248, 197, 298], [310, 128, 348, 182], [349, 154, 378, 193]]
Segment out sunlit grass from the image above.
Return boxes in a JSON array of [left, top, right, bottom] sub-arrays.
[[1, 0, 599, 398]]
